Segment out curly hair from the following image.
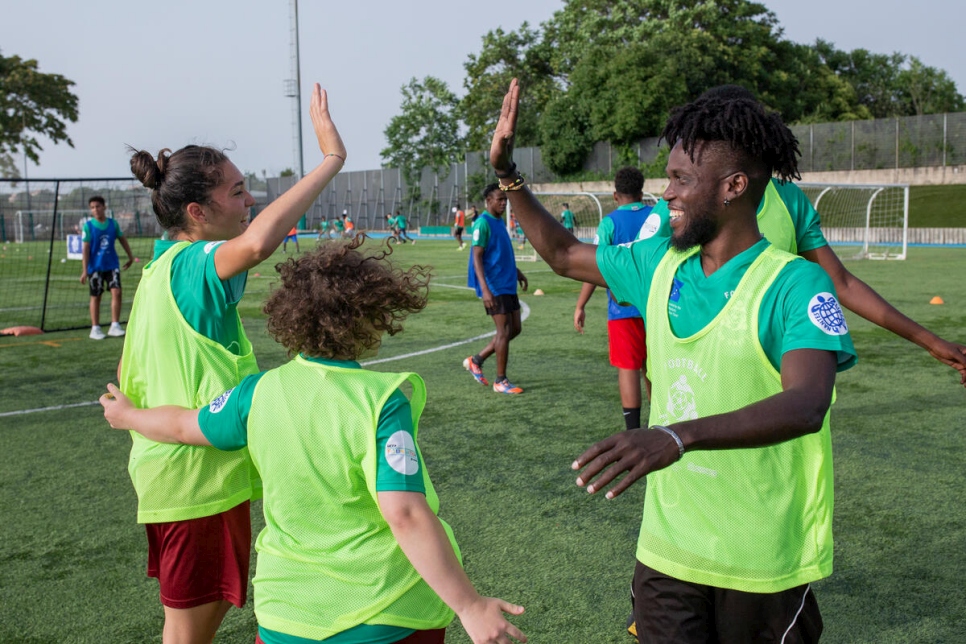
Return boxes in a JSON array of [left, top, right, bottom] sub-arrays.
[[264, 235, 431, 360], [660, 94, 801, 184], [614, 166, 644, 197]]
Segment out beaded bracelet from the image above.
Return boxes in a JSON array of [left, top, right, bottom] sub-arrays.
[[650, 425, 685, 461], [498, 175, 526, 192]]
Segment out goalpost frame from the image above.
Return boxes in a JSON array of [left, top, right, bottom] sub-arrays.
[[799, 182, 909, 260]]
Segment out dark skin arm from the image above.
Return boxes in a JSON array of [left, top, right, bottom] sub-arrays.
[[471, 245, 495, 310], [573, 348, 837, 499], [801, 245, 966, 386], [119, 236, 135, 270], [490, 79, 604, 286]]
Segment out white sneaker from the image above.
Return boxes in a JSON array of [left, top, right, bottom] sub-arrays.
[[90, 325, 106, 340], [108, 323, 126, 337]]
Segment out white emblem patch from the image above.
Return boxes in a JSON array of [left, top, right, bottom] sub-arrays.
[[203, 240, 225, 255], [807, 292, 848, 335], [472, 228, 481, 242], [208, 388, 234, 414], [385, 431, 420, 476], [637, 213, 662, 241], [665, 375, 698, 422]]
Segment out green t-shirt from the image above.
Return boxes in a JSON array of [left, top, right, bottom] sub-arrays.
[[395, 214, 408, 230], [197, 356, 425, 644], [561, 209, 575, 228], [151, 239, 247, 353], [650, 178, 828, 254], [597, 237, 857, 372]]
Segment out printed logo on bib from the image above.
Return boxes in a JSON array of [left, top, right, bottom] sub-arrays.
[[385, 431, 420, 476], [665, 375, 698, 423], [203, 240, 226, 255], [208, 388, 234, 414], [473, 228, 481, 242], [637, 213, 662, 241], [808, 292, 848, 335]]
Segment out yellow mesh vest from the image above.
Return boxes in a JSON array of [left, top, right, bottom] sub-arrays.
[[757, 180, 797, 254], [120, 241, 259, 523], [640, 245, 834, 593], [248, 357, 456, 640]]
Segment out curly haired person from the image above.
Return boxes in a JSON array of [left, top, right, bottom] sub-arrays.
[[102, 237, 527, 644]]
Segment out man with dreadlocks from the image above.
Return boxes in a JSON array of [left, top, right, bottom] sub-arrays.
[[489, 79, 857, 642]]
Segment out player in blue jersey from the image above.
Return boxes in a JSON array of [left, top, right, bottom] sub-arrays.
[[464, 183, 529, 394], [574, 168, 663, 430], [80, 195, 135, 340]]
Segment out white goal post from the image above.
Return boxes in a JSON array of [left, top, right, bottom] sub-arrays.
[[797, 183, 909, 260], [13, 210, 113, 244]]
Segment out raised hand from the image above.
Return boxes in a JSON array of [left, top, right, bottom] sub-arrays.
[[489, 79, 520, 176], [309, 83, 347, 162]]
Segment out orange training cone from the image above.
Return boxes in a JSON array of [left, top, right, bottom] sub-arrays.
[[929, 296, 945, 305]]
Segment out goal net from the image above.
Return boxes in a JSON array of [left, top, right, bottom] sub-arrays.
[[518, 191, 660, 261], [798, 183, 909, 260]]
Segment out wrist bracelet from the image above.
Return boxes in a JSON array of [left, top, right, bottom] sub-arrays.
[[498, 174, 526, 192], [326, 153, 345, 163], [494, 162, 517, 179], [650, 425, 685, 460]]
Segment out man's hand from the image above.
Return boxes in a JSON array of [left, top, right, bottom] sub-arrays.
[[79, 272, 88, 284], [122, 257, 134, 270], [481, 287, 495, 311], [574, 307, 585, 334], [572, 428, 680, 499], [517, 269, 528, 292], [926, 337, 966, 386], [489, 79, 520, 176]]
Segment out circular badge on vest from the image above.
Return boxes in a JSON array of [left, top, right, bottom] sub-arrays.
[[203, 240, 225, 255], [385, 431, 420, 476], [637, 213, 662, 241], [808, 292, 848, 335], [208, 387, 234, 414]]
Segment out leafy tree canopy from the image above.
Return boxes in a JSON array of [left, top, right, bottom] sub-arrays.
[[380, 76, 463, 188], [0, 51, 79, 178]]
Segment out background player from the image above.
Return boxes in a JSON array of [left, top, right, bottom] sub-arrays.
[[464, 183, 528, 395], [80, 195, 134, 340], [573, 167, 658, 429]]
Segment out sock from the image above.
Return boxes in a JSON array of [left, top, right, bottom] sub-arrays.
[[496, 375, 508, 384], [622, 407, 641, 431], [472, 354, 484, 367]]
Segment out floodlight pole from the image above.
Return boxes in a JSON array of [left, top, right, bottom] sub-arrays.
[[291, 0, 306, 229]]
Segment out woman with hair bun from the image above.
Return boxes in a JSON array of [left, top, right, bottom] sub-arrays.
[[120, 83, 345, 642]]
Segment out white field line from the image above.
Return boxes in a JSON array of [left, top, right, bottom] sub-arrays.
[[3, 299, 532, 417]]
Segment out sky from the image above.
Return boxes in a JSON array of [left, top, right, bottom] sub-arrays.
[[2, 0, 964, 180]]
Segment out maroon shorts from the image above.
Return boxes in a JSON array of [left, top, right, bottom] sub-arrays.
[[608, 317, 646, 370], [255, 627, 445, 644], [145, 501, 251, 609]]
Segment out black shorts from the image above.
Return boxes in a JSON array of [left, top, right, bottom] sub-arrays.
[[88, 269, 121, 297], [484, 293, 520, 316], [632, 561, 823, 644], [454, 226, 464, 235]]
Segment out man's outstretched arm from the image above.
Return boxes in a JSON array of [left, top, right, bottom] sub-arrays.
[[489, 79, 604, 287]]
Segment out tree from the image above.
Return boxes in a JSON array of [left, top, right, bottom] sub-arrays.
[[461, 24, 558, 153], [380, 76, 463, 190], [0, 51, 79, 178]]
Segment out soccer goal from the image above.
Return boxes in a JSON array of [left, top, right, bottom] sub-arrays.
[[13, 210, 110, 244], [798, 183, 909, 260]]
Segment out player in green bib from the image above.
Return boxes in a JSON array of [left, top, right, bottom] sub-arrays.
[[490, 79, 856, 642], [121, 84, 347, 643], [103, 239, 527, 644]]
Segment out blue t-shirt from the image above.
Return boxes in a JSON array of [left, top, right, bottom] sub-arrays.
[[594, 203, 660, 320], [82, 218, 123, 273], [467, 212, 518, 298], [597, 237, 857, 373]]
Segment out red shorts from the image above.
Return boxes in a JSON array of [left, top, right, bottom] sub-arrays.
[[255, 627, 445, 644], [608, 317, 646, 370], [145, 501, 251, 609]]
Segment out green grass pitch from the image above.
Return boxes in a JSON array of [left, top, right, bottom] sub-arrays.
[[2, 238, 965, 642]]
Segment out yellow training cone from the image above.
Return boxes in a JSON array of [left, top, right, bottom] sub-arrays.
[[930, 296, 945, 305]]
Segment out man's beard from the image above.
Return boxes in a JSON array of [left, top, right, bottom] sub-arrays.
[[671, 211, 717, 251]]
